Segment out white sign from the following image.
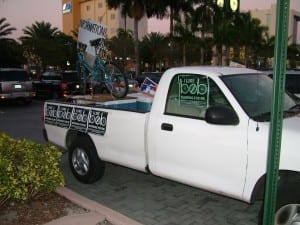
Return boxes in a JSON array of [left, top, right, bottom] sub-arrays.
[[78, 19, 107, 58]]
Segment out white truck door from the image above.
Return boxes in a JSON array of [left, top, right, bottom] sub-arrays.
[[147, 73, 248, 200]]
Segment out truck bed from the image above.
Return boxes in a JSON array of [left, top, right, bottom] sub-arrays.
[[69, 93, 153, 113], [44, 93, 153, 172]]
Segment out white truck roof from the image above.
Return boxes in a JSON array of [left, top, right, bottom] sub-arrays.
[[165, 66, 262, 79]]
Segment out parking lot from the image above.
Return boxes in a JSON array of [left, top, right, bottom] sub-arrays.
[[0, 100, 262, 225]]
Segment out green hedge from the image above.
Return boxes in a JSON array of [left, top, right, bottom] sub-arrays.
[[0, 132, 64, 205]]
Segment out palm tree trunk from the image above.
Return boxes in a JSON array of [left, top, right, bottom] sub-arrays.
[[134, 18, 140, 77], [183, 44, 186, 66], [200, 31, 205, 65], [169, 7, 174, 67], [124, 15, 127, 31]]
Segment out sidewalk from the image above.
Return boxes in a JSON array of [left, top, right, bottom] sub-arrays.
[[45, 187, 143, 225]]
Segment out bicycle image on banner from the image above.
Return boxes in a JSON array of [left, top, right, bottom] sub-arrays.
[[77, 19, 128, 98]]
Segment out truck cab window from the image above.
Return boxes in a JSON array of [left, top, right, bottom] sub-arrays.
[[165, 74, 230, 119]]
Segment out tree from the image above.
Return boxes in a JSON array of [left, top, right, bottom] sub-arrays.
[[20, 21, 74, 70], [287, 44, 300, 68], [173, 10, 196, 66], [212, 8, 235, 65], [107, 28, 134, 72], [191, 0, 215, 64], [0, 17, 16, 40], [256, 32, 275, 68], [233, 12, 268, 67], [0, 39, 25, 68], [0, 17, 25, 67], [140, 32, 168, 71], [106, 0, 147, 77], [146, 0, 192, 66]]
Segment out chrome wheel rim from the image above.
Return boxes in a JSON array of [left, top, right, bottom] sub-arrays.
[[72, 148, 89, 176], [275, 204, 300, 225]]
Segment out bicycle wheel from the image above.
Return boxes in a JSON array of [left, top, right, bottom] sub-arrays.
[[104, 63, 128, 98]]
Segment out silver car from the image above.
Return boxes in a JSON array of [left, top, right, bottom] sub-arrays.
[[0, 68, 35, 104]]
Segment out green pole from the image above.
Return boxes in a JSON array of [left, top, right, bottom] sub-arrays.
[[262, 1, 290, 225]]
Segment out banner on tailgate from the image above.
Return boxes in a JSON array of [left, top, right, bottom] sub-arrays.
[[44, 103, 107, 136]]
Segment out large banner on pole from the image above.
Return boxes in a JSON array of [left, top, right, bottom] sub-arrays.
[[78, 19, 107, 65]]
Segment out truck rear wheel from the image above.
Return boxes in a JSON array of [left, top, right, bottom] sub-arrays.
[[258, 183, 300, 225], [68, 135, 105, 183]]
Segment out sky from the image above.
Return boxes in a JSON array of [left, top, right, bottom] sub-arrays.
[[0, 0, 299, 40]]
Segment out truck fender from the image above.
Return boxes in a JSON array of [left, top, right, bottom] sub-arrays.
[[250, 170, 300, 203], [65, 130, 92, 150]]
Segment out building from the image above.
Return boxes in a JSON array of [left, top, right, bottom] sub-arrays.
[[62, 0, 147, 39], [250, 4, 300, 44]]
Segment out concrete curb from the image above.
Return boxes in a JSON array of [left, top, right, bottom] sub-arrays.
[[55, 186, 143, 225], [44, 212, 105, 225]]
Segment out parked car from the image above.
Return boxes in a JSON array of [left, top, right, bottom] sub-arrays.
[[34, 70, 81, 99], [126, 73, 139, 92], [260, 69, 300, 98], [0, 68, 35, 104]]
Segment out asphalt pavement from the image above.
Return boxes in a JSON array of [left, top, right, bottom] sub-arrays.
[[0, 100, 262, 225]]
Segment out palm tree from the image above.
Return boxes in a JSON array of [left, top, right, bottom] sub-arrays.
[[212, 8, 235, 65], [106, 0, 147, 77], [21, 21, 60, 40], [192, 0, 215, 64], [140, 32, 168, 71], [0, 17, 16, 40], [233, 12, 268, 66], [20, 21, 67, 69], [173, 10, 197, 66], [107, 28, 134, 72], [287, 43, 300, 68], [255, 32, 275, 68], [146, 0, 192, 66], [0, 18, 24, 67]]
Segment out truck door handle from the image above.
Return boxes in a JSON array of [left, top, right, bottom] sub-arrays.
[[161, 123, 173, 131]]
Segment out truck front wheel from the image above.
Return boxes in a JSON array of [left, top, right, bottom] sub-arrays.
[[259, 183, 300, 225], [69, 136, 105, 183]]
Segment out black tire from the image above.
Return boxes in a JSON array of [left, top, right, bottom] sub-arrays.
[[258, 183, 300, 225], [104, 63, 128, 98], [68, 135, 105, 183]]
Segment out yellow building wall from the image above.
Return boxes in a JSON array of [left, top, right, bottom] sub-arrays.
[[62, 0, 147, 39]]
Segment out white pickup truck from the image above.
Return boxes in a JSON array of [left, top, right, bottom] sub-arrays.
[[43, 66, 300, 224]]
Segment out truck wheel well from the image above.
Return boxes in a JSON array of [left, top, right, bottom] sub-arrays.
[[251, 170, 300, 203], [65, 130, 92, 150]]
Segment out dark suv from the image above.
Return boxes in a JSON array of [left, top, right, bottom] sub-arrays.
[[34, 70, 81, 99], [0, 68, 35, 104], [262, 69, 300, 99]]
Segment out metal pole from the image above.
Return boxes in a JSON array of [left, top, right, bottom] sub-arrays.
[[262, 0, 290, 225]]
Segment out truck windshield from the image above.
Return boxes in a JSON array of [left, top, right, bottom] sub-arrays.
[[222, 74, 297, 121]]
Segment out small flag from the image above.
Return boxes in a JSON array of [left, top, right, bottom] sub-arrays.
[[140, 77, 158, 95]]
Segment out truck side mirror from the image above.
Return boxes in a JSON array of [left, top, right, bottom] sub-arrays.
[[205, 105, 239, 125]]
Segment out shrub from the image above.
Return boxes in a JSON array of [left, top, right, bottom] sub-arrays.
[[0, 132, 64, 206]]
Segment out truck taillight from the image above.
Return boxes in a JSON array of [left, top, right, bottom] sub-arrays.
[[60, 82, 68, 90]]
